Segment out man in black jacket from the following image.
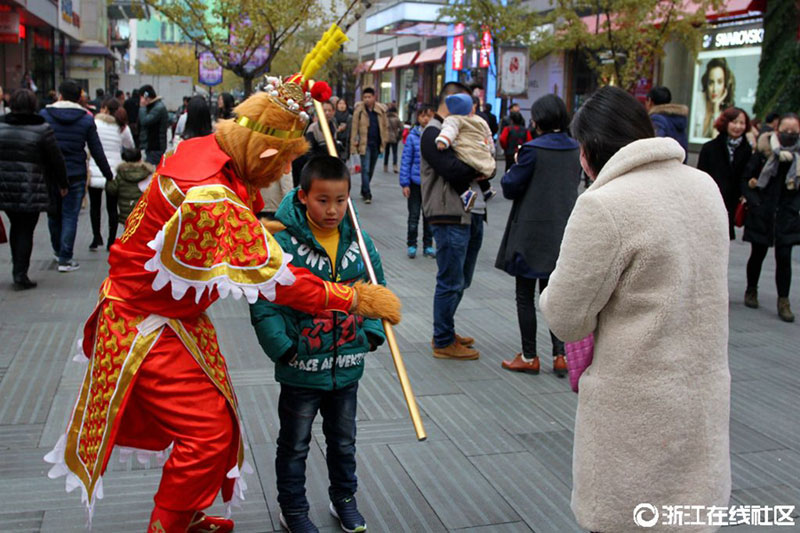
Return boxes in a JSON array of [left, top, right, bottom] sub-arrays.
[[139, 84, 169, 165], [420, 81, 488, 360], [41, 79, 113, 272]]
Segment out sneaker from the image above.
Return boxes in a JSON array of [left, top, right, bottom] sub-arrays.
[[330, 497, 366, 533], [89, 237, 103, 251], [432, 341, 479, 360], [460, 189, 476, 212], [280, 512, 319, 533], [423, 246, 436, 258], [501, 353, 540, 374], [187, 512, 234, 533], [483, 187, 497, 201], [364, 197, 372, 204], [58, 260, 80, 273], [407, 246, 417, 259]]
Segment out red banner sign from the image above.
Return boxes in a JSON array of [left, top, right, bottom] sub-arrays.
[[452, 35, 465, 71], [479, 30, 492, 68]]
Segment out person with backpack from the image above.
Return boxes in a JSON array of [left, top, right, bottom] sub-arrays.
[[499, 111, 532, 172]]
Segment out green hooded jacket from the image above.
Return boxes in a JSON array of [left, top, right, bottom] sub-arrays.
[[107, 161, 154, 222], [249, 188, 386, 390]]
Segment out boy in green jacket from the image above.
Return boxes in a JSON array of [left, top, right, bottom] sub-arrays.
[[250, 155, 386, 533]]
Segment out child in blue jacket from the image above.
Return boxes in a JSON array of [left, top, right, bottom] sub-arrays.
[[398, 104, 435, 259]]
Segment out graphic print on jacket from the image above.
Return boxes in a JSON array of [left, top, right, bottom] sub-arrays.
[[250, 188, 386, 391]]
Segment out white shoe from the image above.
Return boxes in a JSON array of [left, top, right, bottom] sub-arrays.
[[58, 260, 80, 272]]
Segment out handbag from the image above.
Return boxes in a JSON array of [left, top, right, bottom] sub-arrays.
[[89, 176, 107, 189], [0, 215, 7, 244], [734, 199, 747, 227], [348, 154, 361, 178], [565, 333, 594, 393]]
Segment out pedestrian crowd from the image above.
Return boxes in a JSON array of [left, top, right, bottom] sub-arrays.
[[1, 73, 797, 533]]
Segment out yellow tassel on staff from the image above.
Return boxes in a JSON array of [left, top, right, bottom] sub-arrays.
[[309, 80, 426, 442]]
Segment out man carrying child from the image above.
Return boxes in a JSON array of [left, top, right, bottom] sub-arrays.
[[250, 156, 386, 533]]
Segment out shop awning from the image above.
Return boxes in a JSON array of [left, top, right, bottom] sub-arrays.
[[353, 60, 374, 74], [579, 0, 764, 33], [387, 51, 418, 69], [370, 57, 392, 72], [73, 41, 114, 57], [414, 45, 447, 64]]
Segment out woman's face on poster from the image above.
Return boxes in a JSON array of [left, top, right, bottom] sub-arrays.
[[707, 66, 726, 104]]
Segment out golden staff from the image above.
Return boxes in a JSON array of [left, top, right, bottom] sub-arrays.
[[309, 83, 426, 442]]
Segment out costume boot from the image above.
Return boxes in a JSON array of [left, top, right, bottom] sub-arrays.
[[778, 298, 795, 322], [148, 505, 193, 533]]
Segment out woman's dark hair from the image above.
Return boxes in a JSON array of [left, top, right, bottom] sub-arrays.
[[122, 147, 142, 163], [183, 95, 212, 140], [102, 97, 128, 129], [9, 88, 37, 114], [218, 92, 235, 120], [713, 106, 750, 135], [701, 58, 735, 108], [570, 86, 655, 176], [530, 94, 569, 133], [509, 111, 524, 126]]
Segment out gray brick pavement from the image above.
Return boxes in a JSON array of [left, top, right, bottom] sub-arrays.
[[1, 161, 798, 532]]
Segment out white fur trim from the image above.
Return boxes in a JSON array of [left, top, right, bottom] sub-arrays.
[[144, 227, 296, 304], [44, 434, 102, 523]]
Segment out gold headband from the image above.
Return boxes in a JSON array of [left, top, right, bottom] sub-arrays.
[[235, 116, 304, 139]]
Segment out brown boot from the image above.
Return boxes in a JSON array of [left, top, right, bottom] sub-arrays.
[[501, 353, 540, 374], [778, 298, 795, 322], [744, 287, 759, 309], [431, 334, 475, 348], [553, 355, 567, 378], [433, 342, 479, 360]]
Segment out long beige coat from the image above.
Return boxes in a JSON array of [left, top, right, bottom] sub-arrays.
[[350, 101, 388, 156], [540, 137, 731, 533]]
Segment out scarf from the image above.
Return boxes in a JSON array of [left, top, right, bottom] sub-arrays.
[[756, 132, 800, 191], [726, 135, 743, 164], [334, 110, 350, 125]]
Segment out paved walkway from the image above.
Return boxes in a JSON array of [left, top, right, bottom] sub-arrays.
[[1, 163, 798, 532]]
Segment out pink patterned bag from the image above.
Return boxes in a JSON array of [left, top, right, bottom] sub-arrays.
[[565, 333, 594, 393]]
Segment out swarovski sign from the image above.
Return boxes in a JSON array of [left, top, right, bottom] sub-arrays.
[[702, 22, 763, 51]]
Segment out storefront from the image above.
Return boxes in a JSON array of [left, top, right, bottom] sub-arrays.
[[387, 50, 417, 122], [0, 1, 60, 98]]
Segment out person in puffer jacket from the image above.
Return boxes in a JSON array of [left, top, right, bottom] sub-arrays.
[[106, 148, 154, 225], [398, 104, 435, 259], [249, 156, 386, 533], [40, 79, 113, 272]]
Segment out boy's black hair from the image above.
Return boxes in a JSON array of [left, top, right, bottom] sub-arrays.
[[765, 111, 781, 123], [362, 87, 375, 96], [122, 147, 142, 163], [300, 155, 351, 193], [417, 103, 435, 115]]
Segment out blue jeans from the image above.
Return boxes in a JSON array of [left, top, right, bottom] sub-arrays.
[[48, 179, 86, 264], [359, 145, 380, 199], [431, 213, 484, 348], [276, 383, 358, 513], [407, 183, 432, 248]]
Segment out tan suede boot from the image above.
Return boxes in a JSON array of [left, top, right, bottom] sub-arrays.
[[778, 298, 795, 322]]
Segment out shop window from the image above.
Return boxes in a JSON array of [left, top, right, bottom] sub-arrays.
[[380, 71, 392, 104], [399, 67, 419, 123]]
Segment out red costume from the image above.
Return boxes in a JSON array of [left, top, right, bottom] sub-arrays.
[[44, 135, 356, 531]]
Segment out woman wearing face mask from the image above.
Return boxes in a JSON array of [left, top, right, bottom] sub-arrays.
[[539, 86, 731, 533], [697, 107, 753, 239], [742, 112, 800, 322]]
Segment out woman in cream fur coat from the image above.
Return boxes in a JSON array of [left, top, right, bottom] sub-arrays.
[[540, 86, 731, 533]]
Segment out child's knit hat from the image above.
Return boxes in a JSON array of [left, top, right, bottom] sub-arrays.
[[445, 93, 473, 116]]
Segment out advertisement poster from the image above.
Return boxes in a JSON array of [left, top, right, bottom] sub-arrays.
[[198, 51, 223, 87], [689, 23, 763, 145], [498, 47, 529, 97]]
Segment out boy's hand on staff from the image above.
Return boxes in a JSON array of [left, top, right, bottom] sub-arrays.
[[402, 187, 410, 198]]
